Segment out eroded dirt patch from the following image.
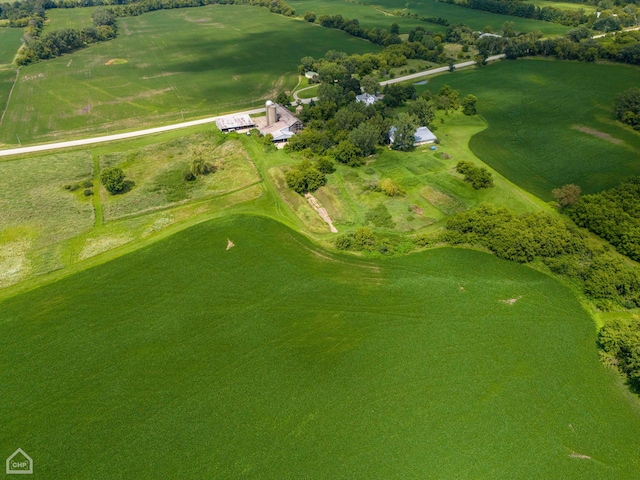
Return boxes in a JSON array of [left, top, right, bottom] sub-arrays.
[[572, 125, 624, 145]]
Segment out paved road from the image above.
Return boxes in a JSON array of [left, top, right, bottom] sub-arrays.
[[293, 54, 505, 103], [0, 107, 266, 157], [0, 54, 505, 158]]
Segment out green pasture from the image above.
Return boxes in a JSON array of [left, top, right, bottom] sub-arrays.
[[0, 5, 378, 145], [44, 7, 98, 30], [0, 28, 23, 65], [1, 215, 640, 478], [524, 0, 597, 13], [422, 59, 640, 198], [290, 0, 569, 35]]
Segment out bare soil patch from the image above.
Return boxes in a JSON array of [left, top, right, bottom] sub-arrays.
[[500, 296, 522, 305], [104, 58, 129, 66], [572, 125, 624, 145]]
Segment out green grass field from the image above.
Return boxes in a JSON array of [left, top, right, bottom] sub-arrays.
[[422, 59, 640, 198], [0, 28, 22, 65], [290, 0, 569, 35], [1, 215, 640, 478], [0, 5, 378, 145], [44, 7, 98, 30], [525, 0, 596, 13]]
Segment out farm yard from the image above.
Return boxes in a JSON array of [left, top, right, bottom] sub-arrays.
[[2, 215, 640, 478], [0, 5, 379, 145]]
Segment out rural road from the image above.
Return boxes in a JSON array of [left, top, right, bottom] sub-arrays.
[[592, 25, 640, 39], [0, 55, 504, 158], [293, 54, 505, 102]]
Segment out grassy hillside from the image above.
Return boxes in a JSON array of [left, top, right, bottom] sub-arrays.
[[0, 5, 379, 145], [44, 7, 98, 30], [1, 215, 639, 478], [290, 0, 569, 35], [0, 28, 23, 65], [423, 59, 640, 198]]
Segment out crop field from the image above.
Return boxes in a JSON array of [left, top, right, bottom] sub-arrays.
[[0, 5, 379, 145], [422, 59, 640, 198], [0, 28, 22, 65], [1, 215, 640, 478], [290, 0, 569, 35], [44, 7, 98, 31]]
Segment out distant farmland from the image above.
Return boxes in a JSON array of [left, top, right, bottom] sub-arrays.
[[0, 5, 379, 145], [290, 0, 569, 35], [424, 59, 640, 198], [2, 215, 640, 478]]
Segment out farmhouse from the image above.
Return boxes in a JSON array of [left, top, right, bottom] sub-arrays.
[[215, 114, 255, 133], [389, 126, 437, 146], [355, 93, 381, 105], [256, 101, 303, 143]]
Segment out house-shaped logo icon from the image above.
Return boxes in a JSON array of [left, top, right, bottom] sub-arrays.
[[6, 449, 33, 475]]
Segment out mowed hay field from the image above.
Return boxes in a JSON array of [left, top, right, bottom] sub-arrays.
[[44, 7, 98, 30], [424, 59, 640, 198], [0, 28, 22, 65], [0, 5, 378, 145], [2, 215, 640, 478], [290, 0, 569, 35]]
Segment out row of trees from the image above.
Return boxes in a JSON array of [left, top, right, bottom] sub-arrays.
[[16, 7, 116, 64], [451, 0, 589, 27], [567, 176, 640, 262], [614, 88, 640, 129], [441, 203, 640, 310], [598, 316, 640, 393]]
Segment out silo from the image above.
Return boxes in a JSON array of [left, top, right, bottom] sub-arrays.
[[266, 100, 277, 126]]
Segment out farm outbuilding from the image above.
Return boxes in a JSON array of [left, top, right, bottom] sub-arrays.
[[389, 126, 437, 146], [355, 93, 381, 105], [215, 114, 256, 133], [256, 101, 303, 143]]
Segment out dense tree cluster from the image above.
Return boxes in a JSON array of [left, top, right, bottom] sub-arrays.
[[100, 167, 126, 194], [442, 204, 640, 310], [483, 26, 640, 67], [335, 227, 409, 254], [284, 159, 327, 194], [455, 161, 493, 189], [598, 316, 640, 392], [568, 177, 640, 262], [614, 88, 640, 129]]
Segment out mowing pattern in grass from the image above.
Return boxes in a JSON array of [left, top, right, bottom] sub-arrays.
[[423, 59, 640, 198], [0, 152, 94, 286], [99, 132, 259, 220], [290, 0, 568, 35], [0, 5, 379, 145], [1, 215, 640, 478]]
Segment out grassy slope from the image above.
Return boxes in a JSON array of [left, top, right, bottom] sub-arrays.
[[1, 214, 639, 478], [0, 28, 23, 65], [0, 5, 378, 145], [422, 59, 640, 198], [290, 0, 569, 35], [525, 0, 596, 13], [44, 7, 98, 30]]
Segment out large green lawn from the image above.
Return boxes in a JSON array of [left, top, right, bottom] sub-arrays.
[[0, 5, 378, 145], [290, 0, 569, 35], [0, 27, 22, 65], [1, 215, 639, 478], [423, 59, 640, 198], [44, 7, 98, 31]]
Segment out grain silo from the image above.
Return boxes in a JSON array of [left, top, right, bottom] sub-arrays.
[[266, 100, 277, 127]]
